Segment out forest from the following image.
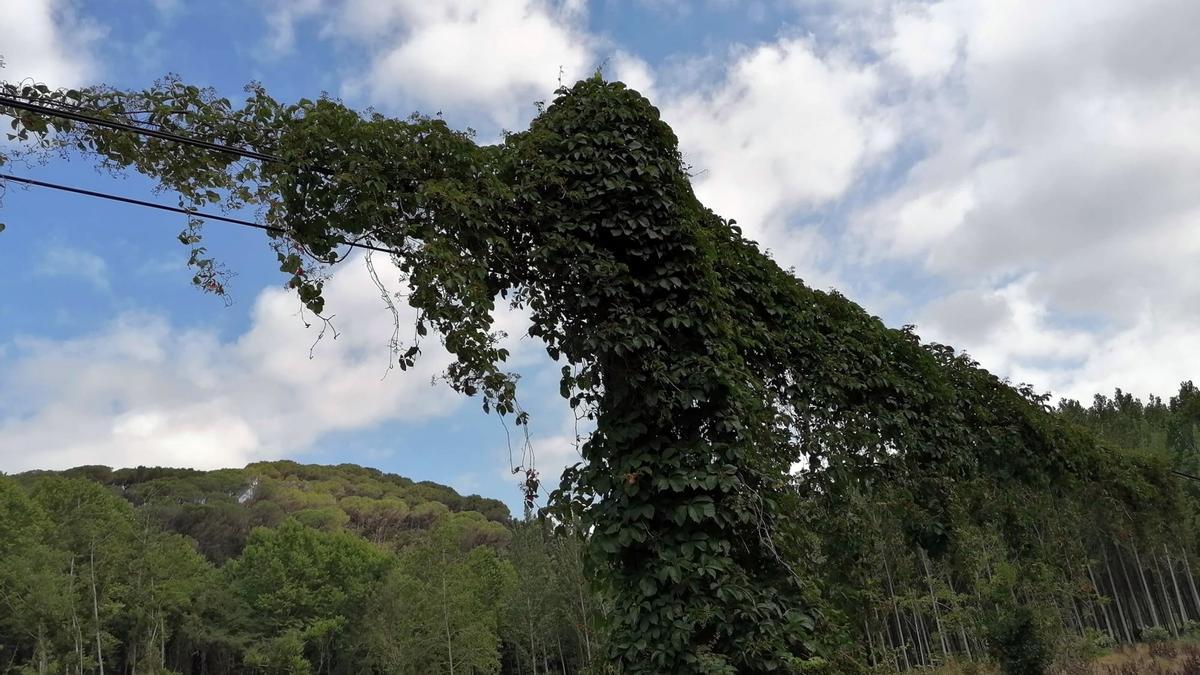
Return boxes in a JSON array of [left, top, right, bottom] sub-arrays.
[[1, 382, 1198, 673], [3, 74, 1200, 674]]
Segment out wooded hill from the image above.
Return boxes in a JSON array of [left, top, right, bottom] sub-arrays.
[[1, 381, 1198, 674], [0, 460, 600, 674]]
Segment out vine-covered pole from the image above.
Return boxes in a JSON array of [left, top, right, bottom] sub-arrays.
[[5, 73, 1193, 673]]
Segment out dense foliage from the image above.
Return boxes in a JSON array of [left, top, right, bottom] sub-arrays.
[[3, 72, 1199, 673], [0, 462, 602, 674], [798, 380, 1200, 672]]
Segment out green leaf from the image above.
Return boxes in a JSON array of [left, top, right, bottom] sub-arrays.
[[639, 577, 656, 597]]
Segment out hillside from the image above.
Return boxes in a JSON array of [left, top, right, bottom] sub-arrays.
[[0, 461, 594, 674], [15, 460, 511, 563]]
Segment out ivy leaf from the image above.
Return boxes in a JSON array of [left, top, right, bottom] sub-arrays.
[[639, 577, 656, 597]]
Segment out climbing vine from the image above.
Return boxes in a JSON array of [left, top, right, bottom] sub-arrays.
[[1, 73, 1180, 673]]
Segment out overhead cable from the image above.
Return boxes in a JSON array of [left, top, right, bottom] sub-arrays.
[[0, 172, 397, 256]]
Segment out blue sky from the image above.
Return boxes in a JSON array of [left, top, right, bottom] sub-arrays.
[[2, 0, 1199, 514]]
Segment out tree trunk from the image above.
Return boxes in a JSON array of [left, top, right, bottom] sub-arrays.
[[919, 548, 949, 659], [1116, 545, 1147, 630], [1165, 546, 1190, 624], [944, 571, 971, 661], [557, 634, 567, 675], [1075, 595, 1094, 634], [1087, 562, 1117, 641], [1181, 547, 1200, 621], [68, 557, 83, 675], [160, 612, 167, 670], [864, 616, 876, 668], [1104, 548, 1132, 641], [528, 609, 538, 675], [1131, 541, 1163, 628], [576, 584, 593, 668], [90, 544, 105, 675], [36, 623, 48, 675], [1151, 550, 1180, 636], [911, 606, 927, 667], [440, 554, 455, 675], [881, 555, 911, 671]]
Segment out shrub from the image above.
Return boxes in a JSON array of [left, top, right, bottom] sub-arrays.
[[1142, 625, 1171, 643], [987, 606, 1053, 675]]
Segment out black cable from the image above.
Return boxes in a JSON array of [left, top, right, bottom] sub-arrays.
[[1172, 469, 1200, 483], [0, 93, 283, 164], [1, 91, 177, 130], [0, 172, 398, 256]]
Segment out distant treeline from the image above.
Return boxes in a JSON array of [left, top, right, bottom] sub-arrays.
[[0, 461, 601, 674], [1, 382, 1198, 674]]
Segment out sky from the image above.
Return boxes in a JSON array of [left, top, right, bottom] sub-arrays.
[[1, 0, 1198, 513]]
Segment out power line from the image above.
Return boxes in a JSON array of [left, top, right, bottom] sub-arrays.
[[1172, 469, 1200, 483], [0, 172, 398, 256], [1, 91, 178, 130], [0, 93, 283, 164]]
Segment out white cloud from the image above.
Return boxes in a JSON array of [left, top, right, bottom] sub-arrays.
[[917, 278, 1096, 379], [261, 0, 324, 55], [1043, 316, 1200, 404], [608, 51, 656, 100], [662, 38, 893, 274], [921, 282, 1200, 403], [265, 0, 594, 127], [884, 2, 962, 82], [0, 255, 547, 473], [825, 0, 1200, 401], [0, 0, 104, 86], [629, 0, 1200, 403], [35, 244, 109, 291], [256, 3, 891, 279]]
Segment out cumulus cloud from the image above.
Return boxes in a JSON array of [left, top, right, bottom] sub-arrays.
[[0, 0, 104, 86], [661, 38, 893, 274], [829, 0, 1200, 400], [256, 2, 893, 275], [0, 255, 543, 473], [920, 282, 1200, 403], [884, 3, 961, 82], [1042, 316, 1200, 403], [608, 51, 656, 100], [614, 0, 1200, 402], [917, 278, 1096, 379], [264, 0, 593, 127]]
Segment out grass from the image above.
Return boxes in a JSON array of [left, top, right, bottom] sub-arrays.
[[1077, 641, 1200, 674], [923, 640, 1200, 674]]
